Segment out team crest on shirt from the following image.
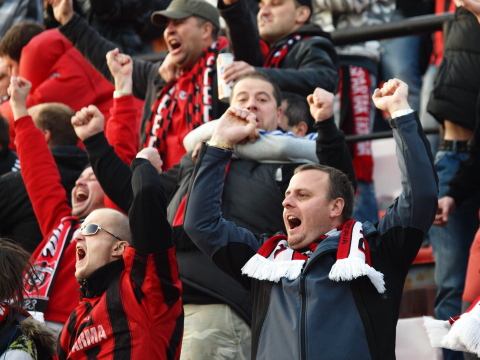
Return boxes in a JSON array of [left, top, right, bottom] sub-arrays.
[[71, 325, 108, 352]]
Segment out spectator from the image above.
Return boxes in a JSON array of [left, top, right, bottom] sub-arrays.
[[0, 58, 10, 103], [57, 157, 183, 358], [74, 63, 353, 359], [426, 7, 480, 360], [0, 21, 115, 144], [0, 103, 88, 252], [278, 92, 315, 136], [49, 0, 234, 169], [0, 0, 43, 37], [311, 0, 395, 223], [0, 116, 19, 175], [183, 79, 437, 359], [219, 0, 338, 97], [0, 238, 56, 360], [9, 47, 138, 330]]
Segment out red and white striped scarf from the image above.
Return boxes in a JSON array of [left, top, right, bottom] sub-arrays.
[[241, 219, 385, 293]]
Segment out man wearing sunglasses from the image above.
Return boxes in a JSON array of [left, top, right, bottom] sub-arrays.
[[57, 151, 183, 359]]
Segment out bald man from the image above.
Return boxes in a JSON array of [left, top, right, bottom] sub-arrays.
[[57, 150, 183, 359]]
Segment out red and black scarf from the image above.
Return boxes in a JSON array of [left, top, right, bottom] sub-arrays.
[[144, 38, 228, 156], [262, 33, 306, 68]]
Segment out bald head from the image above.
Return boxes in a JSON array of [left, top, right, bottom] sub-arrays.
[[88, 208, 132, 245]]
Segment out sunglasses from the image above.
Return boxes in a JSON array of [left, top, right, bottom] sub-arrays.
[[80, 223, 122, 241]]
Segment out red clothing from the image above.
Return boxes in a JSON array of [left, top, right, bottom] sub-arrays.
[[15, 96, 138, 324], [2, 29, 114, 148], [58, 247, 183, 359], [431, 1, 456, 66]]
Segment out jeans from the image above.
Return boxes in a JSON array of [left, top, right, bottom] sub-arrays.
[[429, 150, 479, 360], [354, 181, 379, 223], [381, 13, 423, 112]]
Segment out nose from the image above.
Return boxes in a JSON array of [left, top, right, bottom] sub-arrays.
[[282, 194, 294, 209], [75, 176, 86, 187], [245, 98, 258, 112], [164, 20, 176, 35]]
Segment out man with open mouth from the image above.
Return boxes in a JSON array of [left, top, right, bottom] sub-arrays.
[[184, 79, 438, 359]]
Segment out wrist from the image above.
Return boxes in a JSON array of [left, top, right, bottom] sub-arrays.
[[114, 80, 133, 96], [208, 135, 234, 150], [59, 12, 74, 25], [11, 104, 28, 121]]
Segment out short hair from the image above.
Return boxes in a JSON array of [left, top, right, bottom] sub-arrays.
[[294, 163, 354, 219], [29, 103, 77, 146], [282, 92, 314, 133], [232, 72, 282, 107], [0, 238, 36, 308], [0, 21, 44, 62], [0, 115, 9, 150]]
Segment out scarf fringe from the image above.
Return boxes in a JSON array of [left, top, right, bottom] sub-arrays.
[[443, 313, 480, 355], [423, 317, 452, 348], [328, 258, 386, 293], [241, 254, 305, 282]]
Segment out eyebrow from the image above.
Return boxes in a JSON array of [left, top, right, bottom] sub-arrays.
[[234, 91, 272, 98]]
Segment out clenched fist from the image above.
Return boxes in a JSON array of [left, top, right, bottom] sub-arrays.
[[307, 88, 334, 123], [71, 105, 105, 141], [372, 79, 410, 118]]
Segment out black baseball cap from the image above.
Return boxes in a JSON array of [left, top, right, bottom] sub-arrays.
[[151, 0, 220, 29]]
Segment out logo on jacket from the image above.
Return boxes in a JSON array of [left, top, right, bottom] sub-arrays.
[[71, 325, 108, 352]]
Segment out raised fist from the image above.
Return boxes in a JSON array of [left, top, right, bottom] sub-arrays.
[[372, 79, 410, 118], [210, 107, 258, 148], [71, 105, 105, 141], [136, 147, 163, 173], [159, 53, 181, 83], [106, 48, 133, 94], [8, 76, 31, 120], [307, 88, 334, 123], [47, 0, 74, 25]]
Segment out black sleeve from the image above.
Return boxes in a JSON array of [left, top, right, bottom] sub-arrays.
[[315, 118, 357, 189], [84, 132, 179, 213], [129, 158, 172, 254], [218, 0, 264, 65], [59, 13, 159, 100]]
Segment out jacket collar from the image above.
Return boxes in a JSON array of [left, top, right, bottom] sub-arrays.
[[79, 259, 124, 298]]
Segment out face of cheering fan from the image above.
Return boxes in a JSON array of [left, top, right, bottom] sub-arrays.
[[74, 209, 130, 280], [71, 167, 104, 219], [282, 169, 344, 249]]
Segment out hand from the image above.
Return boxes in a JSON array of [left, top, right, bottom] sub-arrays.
[[136, 147, 163, 173], [456, 0, 480, 23], [210, 107, 258, 148], [434, 196, 456, 226], [106, 48, 133, 94], [159, 53, 181, 83], [222, 61, 255, 84], [307, 88, 334, 123], [8, 76, 31, 120], [71, 105, 105, 141], [372, 79, 410, 118], [47, 0, 74, 25]]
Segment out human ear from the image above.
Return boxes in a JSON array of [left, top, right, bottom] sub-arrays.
[[330, 198, 345, 219], [295, 6, 311, 25], [112, 241, 128, 257]]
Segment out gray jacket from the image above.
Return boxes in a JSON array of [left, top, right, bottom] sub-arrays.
[[184, 112, 437, 359]]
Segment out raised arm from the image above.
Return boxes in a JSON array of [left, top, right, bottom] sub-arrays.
[[308, 87, 357, 188], [9, 77, 71, 236], [372, 79, 438, 235], [183, 108, 263, 287], [129, 151, 173, 254]]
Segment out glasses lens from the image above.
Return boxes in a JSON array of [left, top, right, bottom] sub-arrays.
[[81, 223, 99, 236]]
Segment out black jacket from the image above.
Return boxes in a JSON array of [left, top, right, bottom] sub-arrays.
[[83, 119, 354, 325], [0, 146, 87, 252], [427, 8, 480, 130], [219, 0, 339, 96]]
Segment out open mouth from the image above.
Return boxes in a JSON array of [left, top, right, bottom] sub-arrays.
[[287, 216, 301, 229], [76, 247, 86, 261], [168, 39, 181, 51]]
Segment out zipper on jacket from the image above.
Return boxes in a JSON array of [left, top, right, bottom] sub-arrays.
[[299, 274, 307, 360]]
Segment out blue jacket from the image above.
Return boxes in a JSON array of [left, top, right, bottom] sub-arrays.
[[184, 112, 438, 360]]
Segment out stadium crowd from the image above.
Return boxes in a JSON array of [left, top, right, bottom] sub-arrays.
[[0, 0, 479, 359]]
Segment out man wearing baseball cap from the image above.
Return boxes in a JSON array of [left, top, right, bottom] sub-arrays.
[[48, 0, 236, 170], [218, 0, 338, 98]]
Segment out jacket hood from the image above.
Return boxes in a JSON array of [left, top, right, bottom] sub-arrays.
[[19, 317, 57, 358]]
